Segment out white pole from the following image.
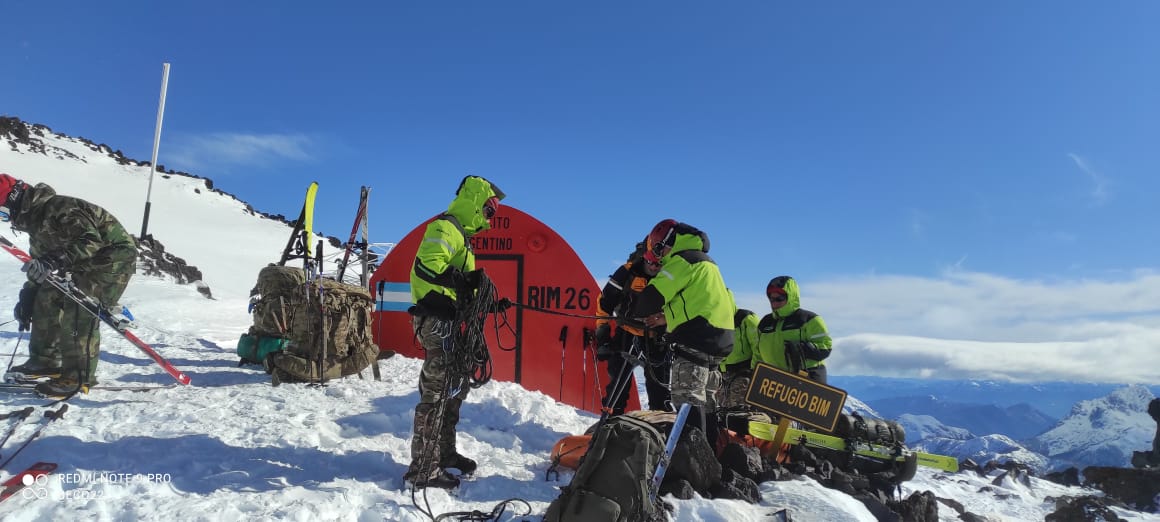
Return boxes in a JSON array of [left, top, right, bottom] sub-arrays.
[[140, 62, 171, 240]]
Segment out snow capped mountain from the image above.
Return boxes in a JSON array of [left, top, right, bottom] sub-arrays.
[[1, 118, 1158, 521], [1, 117, 312, 297], [918, 434, 1051, 473], [1029, 384, 1157, 470], [868, 394, 1057, 441], [897, 413, 974, 443]]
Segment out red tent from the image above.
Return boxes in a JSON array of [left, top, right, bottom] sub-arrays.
[[370, 205, 641, 414]]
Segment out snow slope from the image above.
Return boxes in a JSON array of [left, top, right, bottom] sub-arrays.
[[0, 123, 1157, 521]]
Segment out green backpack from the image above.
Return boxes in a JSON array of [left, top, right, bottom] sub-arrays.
[[544, 416, 667, 522], [236, 334, 291, 366]]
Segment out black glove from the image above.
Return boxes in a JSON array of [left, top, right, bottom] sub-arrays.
[[492, 297, 513, 312], [722, 361, 750, 376], [1149, 398, 1160, 423], [23, 257, 55, 284], [453, 269, 484, 294], [787, 340, 829, 361], [13, 287, 34, 332], [596, 342, 614, 362], [593, 324, 613, 361]]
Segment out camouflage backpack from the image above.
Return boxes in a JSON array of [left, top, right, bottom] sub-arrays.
[[544, 415, 667, 522], [239, 265, 377, 380]]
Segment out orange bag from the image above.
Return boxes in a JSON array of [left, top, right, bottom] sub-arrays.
[[549, 434, 592, 470]]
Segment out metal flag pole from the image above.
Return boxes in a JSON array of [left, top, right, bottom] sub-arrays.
[[140, 62, 171, 240]]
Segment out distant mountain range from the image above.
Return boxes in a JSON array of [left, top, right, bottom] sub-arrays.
[[867, 395, 1056, 440], [885, 385, 1157, 472], [832, 375, 1159, 419]]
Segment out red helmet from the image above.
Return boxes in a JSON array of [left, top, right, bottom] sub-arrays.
[[643, 219, 679, 264], [0, 174, 26, 222]]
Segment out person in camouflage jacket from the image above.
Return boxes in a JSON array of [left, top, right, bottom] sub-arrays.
[[0, 174, 136, 398]]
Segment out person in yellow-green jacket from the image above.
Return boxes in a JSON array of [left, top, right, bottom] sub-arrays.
[[632, 219, 734, 446], [756, 275, 832, 384], [717, 307, 759, 410], [404, 175, 509, 490]]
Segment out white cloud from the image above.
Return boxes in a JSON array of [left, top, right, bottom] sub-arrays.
[[1067, 153, 1110, 205], [732, 269, 1160, 384], [166, 132, 314, 171]]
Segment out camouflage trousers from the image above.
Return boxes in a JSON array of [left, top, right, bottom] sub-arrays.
[[407, 316, 470, 478], [27, 271, 131, 385], [669, 353, 724, 414], [715, 372, 752, 411]]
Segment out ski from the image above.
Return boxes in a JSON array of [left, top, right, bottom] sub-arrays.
[[650, 402, 692, 502], [335, 186, 369, 285], [277, 181, 319, 266], [0, 382, 177, 393], [748, 420, 960, 473], [0, 236, 192, 385], [0, 462, 56, 504]]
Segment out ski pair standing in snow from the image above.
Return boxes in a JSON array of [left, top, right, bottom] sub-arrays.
[[404, 175, 512, 490], [0, 173, 137, 398], [631, 219, 734, 447]]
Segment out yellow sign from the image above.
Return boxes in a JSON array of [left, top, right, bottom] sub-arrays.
[[744, 363, 847, 432]]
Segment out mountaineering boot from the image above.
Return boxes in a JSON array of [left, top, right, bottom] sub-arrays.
[[403, 468, 460, 490], [440, 453, 477, 476], [7, 360, 62, 381], [34, 377, 89, 399]]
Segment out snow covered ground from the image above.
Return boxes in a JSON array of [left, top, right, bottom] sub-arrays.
[[0, 129, 1157, 521]]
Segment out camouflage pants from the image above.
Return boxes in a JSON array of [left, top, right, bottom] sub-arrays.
[[407, 317, 469, 478], [669, 354, 723, 413], [716, 372, 752, 411], [27, 271, 131, 385]]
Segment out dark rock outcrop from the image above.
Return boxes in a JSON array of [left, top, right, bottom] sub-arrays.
[[1045, 495, 1123, 521], [1082, 466, 1160, 511], [135, 235, 213, 299]]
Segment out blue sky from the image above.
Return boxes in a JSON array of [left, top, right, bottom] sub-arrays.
[[5, 2, 1160, 382]]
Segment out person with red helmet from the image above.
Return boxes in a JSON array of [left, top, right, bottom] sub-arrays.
[[594, 239, 671, 415], [0, 173, 137, 398], [631, 219, 734, 445]]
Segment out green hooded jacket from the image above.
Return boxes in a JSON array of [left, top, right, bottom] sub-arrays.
[[633, 225, 733, 359], [755, 276, 832, 371], [12, 183, 137, 287], [409, 176, 505, 319], [720, 308, 759, 372]]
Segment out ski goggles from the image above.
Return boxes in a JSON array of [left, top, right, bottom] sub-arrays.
[[483, 197, 500, 219]]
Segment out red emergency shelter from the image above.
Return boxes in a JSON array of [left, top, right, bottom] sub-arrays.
[[369, 205, 641, 415]]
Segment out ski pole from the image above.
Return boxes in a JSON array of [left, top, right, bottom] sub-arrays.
[[0, 404, 67, 471], [0, 407, 35, 453], [3, 331, 25, 374], [557, 326, 568, 402]]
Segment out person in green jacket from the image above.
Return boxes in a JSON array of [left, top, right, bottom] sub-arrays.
[[0, 174, 137, 399], [404, 175, 509, 490], [755, 275, 833, 384], [632, 219, 733, 445], [717, 306, 759, 410]]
